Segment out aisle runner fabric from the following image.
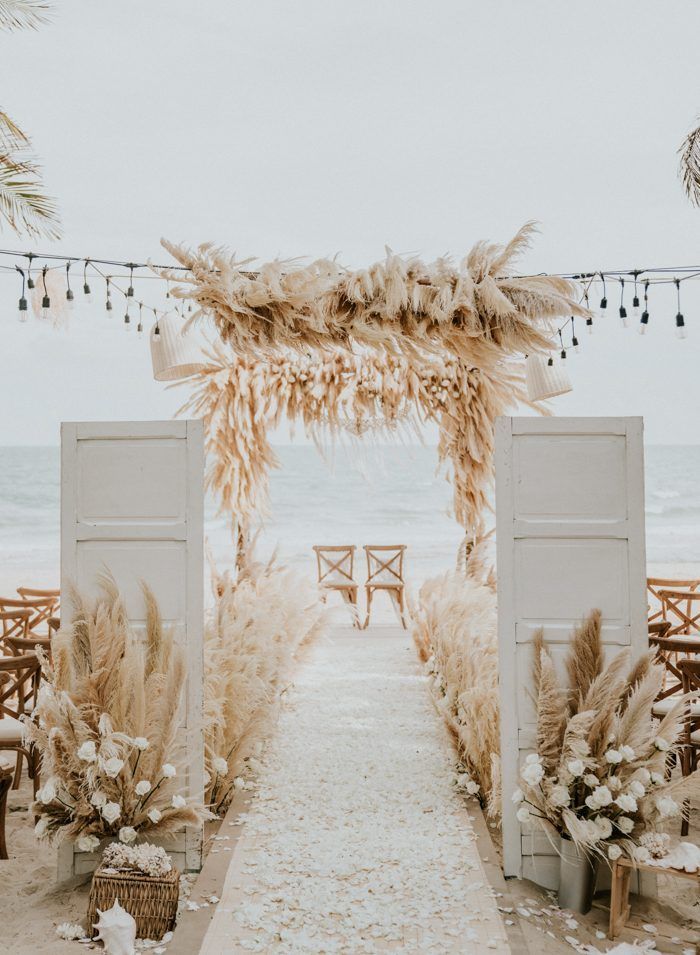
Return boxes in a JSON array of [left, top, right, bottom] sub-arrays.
[[200, 627, 511, 954]]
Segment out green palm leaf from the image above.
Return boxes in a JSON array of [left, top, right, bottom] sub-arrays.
[[0, 151, 60, 238], [0, 0, 49, 30]]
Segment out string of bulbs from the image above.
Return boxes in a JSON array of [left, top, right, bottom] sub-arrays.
[[2, 247, 699, 349]]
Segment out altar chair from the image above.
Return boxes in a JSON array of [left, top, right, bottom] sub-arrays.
[[657, 588, 700, 637], [362, 544, 407, 630], [313, 545, 360, 626], [647, 577, 699, 624], [0, 653, 41, 794]]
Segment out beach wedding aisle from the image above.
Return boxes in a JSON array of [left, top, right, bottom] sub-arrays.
[[197, 624, 511, 954]]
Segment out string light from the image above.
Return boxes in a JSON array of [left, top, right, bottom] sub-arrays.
[[571, 317, 580, 353], [547, 355, 554, 366], [105, 276, 112, 312], [127, 264, 135, 299], [153, 309, 160, 336], [674, 278, 686, 339], [65, 262, 75, 309], [631, 271, 641, 320], [584, 290, 593, 333], [83, 259, 92, 302], [26, 252, 35, 289], [559, 329, 566, 360], [618, 279, 628, 328], [124, 301, 131, 330], [137, 303, 144, 336], [598, 274, 608, 319], [640, 280, 650, 335], [40, 266, 51, 320], [15, 265, 27, 322]]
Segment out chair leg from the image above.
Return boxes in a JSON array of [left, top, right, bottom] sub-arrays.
[[364, 588, 373, 630], [398, 588, 407, 629], [12, 752, 22, 791], [0, 769, 11, 860]]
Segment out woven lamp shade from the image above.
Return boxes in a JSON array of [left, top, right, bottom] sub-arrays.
[[525, 354, 573, 402], [150, 314, 208, 382]]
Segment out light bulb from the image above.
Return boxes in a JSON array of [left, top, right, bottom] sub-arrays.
[[676, 313, 687, 339], [66, 289, 75, 310], [560, 348, 567, 360], [17, 297, 28, 322], [619, 306, 628, 328], [639, 311, 649, 335], [572, 335, 580, 353], [598, 296, 608, 320], [41, 295, 51, 320], [586, 316, 594, 335], [124, 310, 131, 331], [83, 283, 92, 304], [632, 295, 640, 320], [106, 298, 113, 312]]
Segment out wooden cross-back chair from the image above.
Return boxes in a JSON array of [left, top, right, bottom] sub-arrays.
[[313, 545, 360, 626], [649, 633, 700, 721], [363, 544, 407, 630], [658, 589, 700, 637], [647, 577, 700, 624], [678, 658, 700, 836], [0, 653, 41, 794], [0, 595, 58, 640], [0, 609, 31, 654]]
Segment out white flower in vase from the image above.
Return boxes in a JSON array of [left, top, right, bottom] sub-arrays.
[[212, 757, 228, 776], [77, 740, 97, 762], [650, 771, 664, 785], [605, 749, 623, 765], [521, 761, 545, 786], [511, 788, 524, 804], [594, 816, 613, 839], [34, 817, 49, 838], [632, 768, 651, 786], [654, 737, 670, 752], [619, 745, 635, 761], [608, 844, 622, 861], [583, 774, 599, 787], [525, 753, 541, 765], [171, 795, 186, 809], [102, 757, 124, 779], [608, 775, 622, 793], [628, 780, 646, 799], [162, 764, 177, 779], [147, 808, 162, 824], [615, 793, 638, 813], [549, 785, 570, 808], [118, 826, 137, 844], [632, 845, 650, 863], [616, 816, 634, 834], [566, 759, 584, 777], [655, 796, 680, 818], [101, 802, 121, 824], [76, 834, 101, 852], [135, 780, 151, 796], [516, 805, 531, 824], [90, 790, 107, 809], [133, 737, 149, 751], [38, 779, 57, 805], [593, 785, 613, 807]]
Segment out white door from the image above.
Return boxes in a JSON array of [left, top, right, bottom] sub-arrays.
[[59, 420, 204, 877], [495, 416, 647, 888]]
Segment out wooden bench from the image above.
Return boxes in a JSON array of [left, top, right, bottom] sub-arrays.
[[609, 857, 699, 939]]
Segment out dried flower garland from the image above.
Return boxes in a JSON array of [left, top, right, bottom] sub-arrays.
[[26, 579, 210, 844], [179, 347, 535, 534], [158, 224, 585, 367]]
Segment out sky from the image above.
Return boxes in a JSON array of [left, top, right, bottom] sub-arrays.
[[1, 0, 700, 445]]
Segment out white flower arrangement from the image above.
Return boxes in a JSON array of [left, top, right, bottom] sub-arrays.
[[102, 841, 173, 879]]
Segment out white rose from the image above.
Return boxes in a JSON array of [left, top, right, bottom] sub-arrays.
[[511, 787, 524, 804], [608, 844, 623, 861], [38, 779, 57, 805], [171, 794, 186, 809], [147, 808, 162, 824], [119, 826, 137, 844], [102, 757, 124, 779], [605, 749, 623, 765], [161, 764, 176, 779], [90, 790, 107, 808], [101, 802, 121, 824], [549, 785, 570, 808], [466, 780, 480, 795], [585, 794, 599, 811], [594, 816, 613, 839], [633, 768, 651, 786], [619, 745, 635, 761], [654, 737, 670, 752], [584, 774, 599, 787], [567, 759, 584, 777], [525, 753, 541, 765], [212, 757, 228, 776], [628, 780, 645, 799], [77, 740, 97, 762], [516, 805, 531, 823], [135, 780, 151, 796], [456, 772, 471, 787], [522, 762, 545, 786], [34, 817, 49, 838], [616, 816, 634, 834], [133, 737, 149, 751], [593, 786, 613, 807], [632, 845, 650, 863], [616, 793, 638, 813], [655, 796, 680, 818], [650, 771, 664, 785], [608, 775, 622, 792], [76, 834, 100, 852]]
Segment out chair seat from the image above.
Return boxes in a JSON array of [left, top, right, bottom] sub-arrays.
[[321, 579, 357, 590], [366, 581, 403, 590], [0, 717, 25, 743], [653, 697, 700, 717]]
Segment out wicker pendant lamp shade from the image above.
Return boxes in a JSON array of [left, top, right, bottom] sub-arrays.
[[150, 313, 208, 381], [525, 353, 573, 401]]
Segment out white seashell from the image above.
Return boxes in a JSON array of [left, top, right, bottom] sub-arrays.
[[93, 899, 137, 955]]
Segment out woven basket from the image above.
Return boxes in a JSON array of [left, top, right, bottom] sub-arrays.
[[87, 865, 180, 940]]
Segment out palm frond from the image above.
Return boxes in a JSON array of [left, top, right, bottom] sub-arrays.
[[0, 0, 49, 30], [0, 150, 60, 238], [0, 110, 28, 150], [679, 123, 700, 206]]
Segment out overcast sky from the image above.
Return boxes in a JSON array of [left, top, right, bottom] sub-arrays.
[[1, 0, 699, 445]]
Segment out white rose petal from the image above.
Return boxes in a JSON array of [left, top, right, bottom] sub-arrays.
[[102, 757, 124, 779], [161, 763, 176, 778], [101, 801, 121, 824], [135, 780, 151, 796], [118, 826, 137, 844], [77, 741, 97, 763], [171, 794, 186, 809]]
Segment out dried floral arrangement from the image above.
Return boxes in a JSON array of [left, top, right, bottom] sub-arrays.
[[412, 550, 500, 816], [179, 347, 534, 535], [514, 610, 700, 864], [101, 842, 172, 878], [158, 223, 586, 368], [26, 579, 210, 848], [203, 558, 327, 813]]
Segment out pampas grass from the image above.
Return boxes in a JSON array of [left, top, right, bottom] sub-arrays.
[[203, 558, 328, 813], [157, 223, 587, 368], [412, 568, 500, 816], [26, 579, 210, 845], [517, 610, 700, 863]]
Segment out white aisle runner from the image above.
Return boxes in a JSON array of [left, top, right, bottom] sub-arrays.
[[200, 626, 511, 954]]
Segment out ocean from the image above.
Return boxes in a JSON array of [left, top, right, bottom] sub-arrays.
[[0, 444, 699, 595]]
